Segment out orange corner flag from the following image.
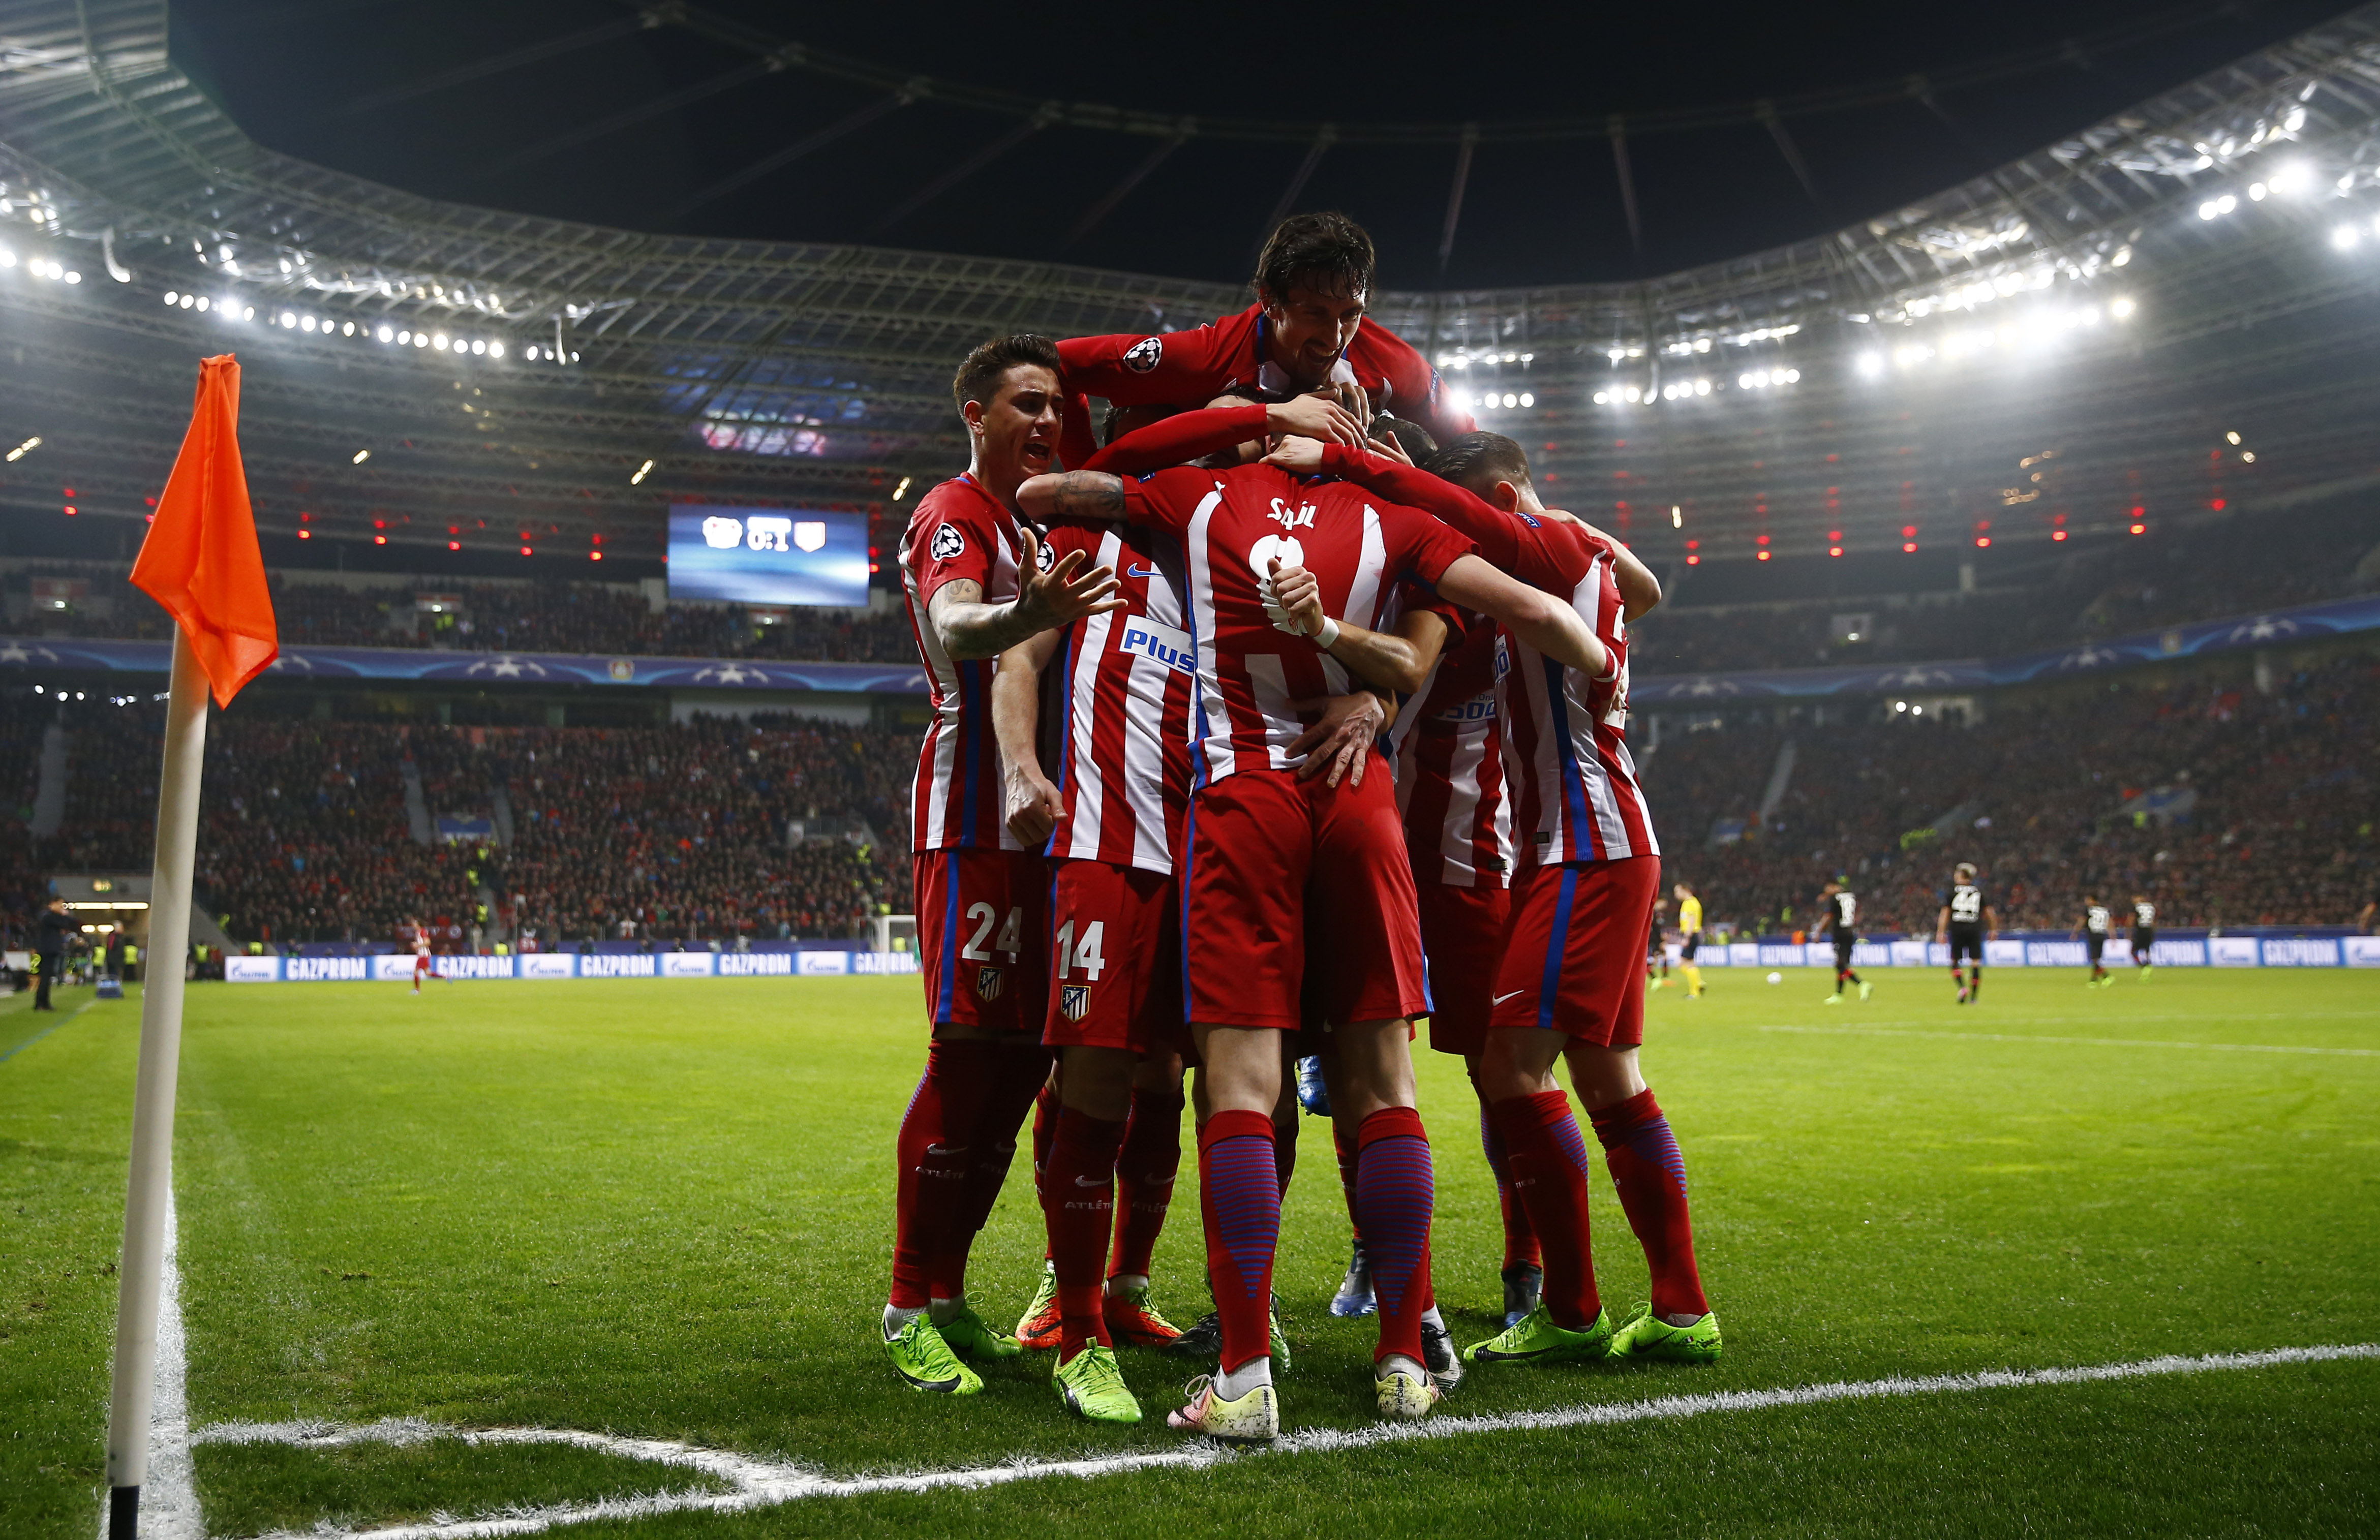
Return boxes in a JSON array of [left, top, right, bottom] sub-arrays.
[[131, 355, 279, 707]]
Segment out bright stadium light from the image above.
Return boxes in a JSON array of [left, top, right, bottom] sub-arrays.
[[630, 459, 654, 486], [1856, 352, 1883, 377], [279, 311, 296, 328], [2267, 162, 2312, 196], [2335, 225, 2362, 251], [488, 341, 504, 359], [1593, 391, 1609, 405], [6, 436, 39, 462], [2110, 297, 2137, 320], [1694, 379, 1711, 396], [352, 449, 371, 464], [377, 324, 393, 342], [1623, 385, 1642, 403], [163, 291, 177, 305]]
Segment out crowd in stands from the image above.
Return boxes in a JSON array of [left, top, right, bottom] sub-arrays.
[[26, 702, 914, 948], [1626, 505, 2378, 676], [11, 567, 917, 663], [1650, 655, 2379, 936]]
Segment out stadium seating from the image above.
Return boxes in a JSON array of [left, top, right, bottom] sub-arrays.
[[10, 567, 918, 663], [1651, 656, 2378, 935]]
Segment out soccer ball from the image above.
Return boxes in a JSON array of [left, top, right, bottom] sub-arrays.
[[1765, 971, 1783, 984]]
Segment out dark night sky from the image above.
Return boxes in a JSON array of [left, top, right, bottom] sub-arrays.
[[167, 0, 2348, 290]]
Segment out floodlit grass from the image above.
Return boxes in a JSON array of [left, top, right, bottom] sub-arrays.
[[3, 968, 2375, 1536]]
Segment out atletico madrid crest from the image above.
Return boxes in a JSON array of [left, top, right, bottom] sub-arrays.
[[1060, 984, 1090, 1022], [975, 965, 1004, 1001]]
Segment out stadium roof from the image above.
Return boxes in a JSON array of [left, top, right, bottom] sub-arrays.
[[2, 0, 2378, 575]]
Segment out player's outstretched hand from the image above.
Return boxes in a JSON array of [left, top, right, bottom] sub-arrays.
[[1367, 424, 1415, 467], [1287, 690, 1385, 789], [1005, 761, 1063, 846], [1260, 435, 1327, 475], [1014, 525, 1125, 634], [1267, 394, 1366, 449], [1265, 557, 1327, 638]]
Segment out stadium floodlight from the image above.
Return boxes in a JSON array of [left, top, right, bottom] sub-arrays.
[[342, 321, 354, 336], [64, 269, 79, 283], [0, 249, 12, 267], [193, 295, 208, 311], [630, 459, 654, 486], [2249, 182, 2268, 201], [396, 329, 411, 344], [1623, 385, 1642, 403], [2334, 226, 2362, 251], [300, 315, 316, 331], [353, 449, 371, 464], [6, 436, 39, 462], [2226, 431, 2241, 444], [377, 324, 392, 342], [163, 291, 177, 305], [1856, 352, 1883, 378], [279, 311, 295, 327], [892, 475, 913, 501], [414, 333, 429, 347], [470, 340, 486, 355], [2110, 297, 2137, 319], [489, 341, 504, 358], [2241, 451, 2255, 463], [433, 334, 450, 350], [242, 306, 255, 320], [1670, 506, 1682, 529]]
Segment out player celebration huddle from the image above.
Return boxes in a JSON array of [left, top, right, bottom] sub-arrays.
[[879, 213, 1719, 1441]]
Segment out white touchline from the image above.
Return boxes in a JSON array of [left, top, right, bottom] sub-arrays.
[[1750, 1023, 2380, 1058], [188, 1343, 2377, 1540], [108, 1175, 202, 1540]]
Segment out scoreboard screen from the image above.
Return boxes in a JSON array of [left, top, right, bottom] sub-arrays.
[[666, 507, 870, 607]]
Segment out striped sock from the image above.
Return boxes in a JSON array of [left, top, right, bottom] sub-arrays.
[[1492, 1090, 1602, 1330], [1355, 1106, 1435, 1365], [1588, 1088, 1709, 1321], [1476, 1084, 1539, 1271], [1199, 1110, 1279, 1375]]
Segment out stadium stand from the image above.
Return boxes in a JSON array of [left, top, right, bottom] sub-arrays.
[[9, 567, 919, 663], [1651, 655, 2379, 935]]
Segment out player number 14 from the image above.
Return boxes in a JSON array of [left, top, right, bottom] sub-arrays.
[[1054, 919, 1107, 981]]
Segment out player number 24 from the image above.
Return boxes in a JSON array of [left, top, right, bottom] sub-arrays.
[[1053, 919, 1107, 981], [962, 903, 1024, 962]]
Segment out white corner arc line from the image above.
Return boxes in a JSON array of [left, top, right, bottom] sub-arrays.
[[1750, 1023, 2380, 1057], [191, 1343, 2378, 1539]]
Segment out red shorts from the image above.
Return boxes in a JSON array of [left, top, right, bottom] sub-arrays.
[[1043, 859, 1185, 1055], [1416, 878, 1512, 1058], [1490, 855, 1661, 1046], [914, 847, 1048, 1033], [1182, 767, 1429, 1032]]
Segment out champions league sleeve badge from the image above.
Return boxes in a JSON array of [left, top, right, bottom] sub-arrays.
[[930, 522, 966, 561], [1123, 335, 1163, 373]]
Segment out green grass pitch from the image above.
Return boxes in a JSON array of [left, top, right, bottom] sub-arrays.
[[4, 966, 2375, 1537]]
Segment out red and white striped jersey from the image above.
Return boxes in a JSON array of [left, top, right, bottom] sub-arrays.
[[1041, 522, 1195, 873], [1120, 463, 1475, 785], [1313, 444, 1657, 869], [1393, 610, 1512, 889], [1494, 533, 1659, 867], [899, 473, 1026, 852]]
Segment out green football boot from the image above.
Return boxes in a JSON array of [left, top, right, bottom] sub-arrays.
[[1463, 1303, 1614, 1364], [936, 1302, 1022, 1360], [882, 1314, 982, 1394], [1052, 1343, 1143, 1424], [1607, 1301, 1724, 1364], [1016, 1260, 1062, 1349]]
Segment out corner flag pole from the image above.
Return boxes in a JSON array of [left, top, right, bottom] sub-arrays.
[[106, 353, 278, 1539], [103, 630, 209, 1539]]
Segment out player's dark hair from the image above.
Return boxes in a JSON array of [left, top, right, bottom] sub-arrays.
[[1371, 413, 1438, 465], [1254, 211, 1376, 304], [1425, 432, 1532, 496], [1956, 862, 1976, 879], [953, 333, 1062, 416]]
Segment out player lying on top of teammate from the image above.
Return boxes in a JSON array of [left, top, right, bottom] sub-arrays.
[[1261, 428, 1721, 1372], [1016, 419, 1607, 1438], [1052, 212, 1472, 467]]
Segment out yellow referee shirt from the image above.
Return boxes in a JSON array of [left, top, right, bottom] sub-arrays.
[[1679, 896, 1703, 935]]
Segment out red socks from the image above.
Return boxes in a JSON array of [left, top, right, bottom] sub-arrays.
[[1588, 1088, 1708, 1320], [1476, 1084, 1540, 1271], [1353, 1107, 1434, 1365], [1109, 1087, 1182, 1281], [1045, 1105, 1126, 1357], [1198, 1109, 1279, 1374], [1491, 1089, 1602, 1329], [889, 1056, 950, 1309], [1332, 1120, 1364, 1236], [910, 1039, 1050, 1303], [1030, 1079, 1060, 1215]]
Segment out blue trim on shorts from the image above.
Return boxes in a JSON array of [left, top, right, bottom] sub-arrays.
[[1537, 865, 1581, 1032], [935, 850, 963, 1023]]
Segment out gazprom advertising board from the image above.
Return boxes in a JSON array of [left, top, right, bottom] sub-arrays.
[[667, 506, 869, 606]]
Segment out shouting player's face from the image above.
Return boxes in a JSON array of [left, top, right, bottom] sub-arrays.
[[1261, 282, 1367, 387], [966, 363, 1063, 499]]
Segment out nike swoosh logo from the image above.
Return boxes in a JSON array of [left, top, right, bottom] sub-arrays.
[[1127, 563, 1162, 578], [1073, 1175, 1109, 1188], [1492, 990, 1526, 1005], [925, 1144, 968, 1156]]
